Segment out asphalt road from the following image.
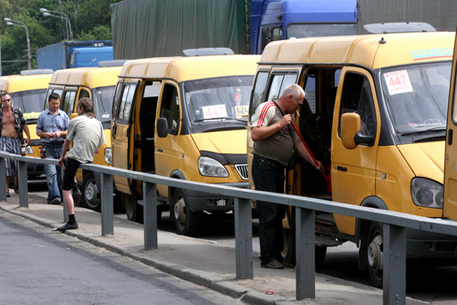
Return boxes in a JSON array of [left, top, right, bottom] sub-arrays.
[[0, 209, 244, 305]]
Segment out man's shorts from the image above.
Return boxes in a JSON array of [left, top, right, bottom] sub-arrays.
[[62, 158, 81, 191]]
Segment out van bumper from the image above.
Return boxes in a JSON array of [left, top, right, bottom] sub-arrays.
[[27, 162, 45, 178], [187, 182, 250, 213], [406, 225, 457, 259]]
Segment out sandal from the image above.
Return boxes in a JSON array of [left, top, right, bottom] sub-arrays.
[[6, 192, 10, 197], [14, 184, 19, 194]]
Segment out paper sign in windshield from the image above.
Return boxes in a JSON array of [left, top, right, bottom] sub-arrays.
[[384, 70, 413, 95], [235, 105, 248, 118], [202, 105, 228, 119]]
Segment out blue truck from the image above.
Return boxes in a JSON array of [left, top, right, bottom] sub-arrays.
[[36, 40, 113, 71], [250, 0, 358, 54]]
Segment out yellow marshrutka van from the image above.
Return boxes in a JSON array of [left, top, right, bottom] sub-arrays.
[[0, 70, 53, 178], [112, 53, 260, 236], [248, 30, 457, 287], [46, 63, 123, 211]]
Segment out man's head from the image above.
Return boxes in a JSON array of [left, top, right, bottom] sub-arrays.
[[1, 92, 12, 109], [48, 92, 61, 112], [77, 98, 96, 118], [279, 84, 305, 112]]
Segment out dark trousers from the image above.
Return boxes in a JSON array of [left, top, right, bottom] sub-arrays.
[[252, 154, 286, 265]]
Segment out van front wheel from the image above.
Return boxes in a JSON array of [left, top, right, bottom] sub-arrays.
[[82, 173, 100, 211], [366, 221, 383, 288], [172, 189, 201, 236], [123, 193, 143, 223]]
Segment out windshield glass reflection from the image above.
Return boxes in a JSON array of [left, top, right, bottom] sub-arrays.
[[381, 62, 450, 135], [183, 75, 254, 125]]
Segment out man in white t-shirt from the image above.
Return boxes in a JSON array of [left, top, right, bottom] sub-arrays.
[[54, 98, 106, 232]]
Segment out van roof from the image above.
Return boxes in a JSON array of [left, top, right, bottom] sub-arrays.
[[119, 55, 261, 82], [260, 32, 454, 69], [0, 74, 52, 93], [49, 66, 122, 88]]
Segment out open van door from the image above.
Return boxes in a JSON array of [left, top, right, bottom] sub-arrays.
[[443, 31, 457, 221]]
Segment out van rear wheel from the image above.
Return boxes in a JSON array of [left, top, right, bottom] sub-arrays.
[[172, 189, 200, 236]]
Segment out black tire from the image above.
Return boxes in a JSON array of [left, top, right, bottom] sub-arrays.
[[123, 193, 143, 223], [315, 245, 327, 268], [282, 227, 296, 265], [366, 221, 383, 288], [172, 188, 201, 236], [82, 173, 101, 211]]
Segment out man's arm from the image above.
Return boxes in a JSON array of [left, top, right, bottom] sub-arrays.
[[294, 139, 324, 171], [58, 139, 71, 168], [251, 114, 292, 142], [22, 123, 31, 146]]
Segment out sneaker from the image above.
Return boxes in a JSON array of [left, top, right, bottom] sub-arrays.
[[52, 222, 78, 233], [261, 260, 285, 269], [6, 192, 10, 198], [280, 260, 295, 268], [51, 198, 61, 205], [72, 185, 82, 206]]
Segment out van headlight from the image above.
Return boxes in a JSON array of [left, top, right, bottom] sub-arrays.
[[104, 147, 112, 165], [411, 178, 443, 208], [198, 156, 228, 178]]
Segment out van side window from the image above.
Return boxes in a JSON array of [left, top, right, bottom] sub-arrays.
[[267, 73, 298, 101], [339, 72, 376, 137], [160, 84, 180, 135], [62, 90, 76, 116], [79, 89, 90, 99], [117, 84, 136, 122], [249, 71, 269, 118], [112, 82, 123, 123]]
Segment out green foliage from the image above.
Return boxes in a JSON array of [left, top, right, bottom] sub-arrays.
[[1, 0, 123, 75]]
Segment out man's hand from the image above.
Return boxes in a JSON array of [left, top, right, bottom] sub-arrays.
[[57, 157, 66, 169]]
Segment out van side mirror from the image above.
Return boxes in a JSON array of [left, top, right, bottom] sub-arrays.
[[157, 117, 168, 138], [341, 113, 374, 149]]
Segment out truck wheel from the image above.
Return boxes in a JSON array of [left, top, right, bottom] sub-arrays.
[[366, 221, 383, 288], [82, 173, 100, 211], [172, 189, 200, 236], [123, 193, 143, 223]]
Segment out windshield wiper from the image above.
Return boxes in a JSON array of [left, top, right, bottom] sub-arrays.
[[400, 126, 446, 136]]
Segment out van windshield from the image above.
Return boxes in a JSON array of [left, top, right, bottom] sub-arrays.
[[92, 86, 115, 128], [183, 75, 254, 126], [10, 89, 47, 123], [381, 62, 450, 135]]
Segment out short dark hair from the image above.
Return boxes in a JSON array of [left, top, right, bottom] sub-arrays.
[[48, 92, 60, 102], [1, 92, 10, 98], [78, 97, 96, 119]]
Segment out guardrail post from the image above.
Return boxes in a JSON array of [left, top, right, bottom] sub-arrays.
[[234, 197, 253, 279], [101, 172, 114, 235], [143, 182, 158, 250], [0, 158, 6, 201], [17, 159, 28, 207], [296, 206, 315, 300], [383, 224, 406, 305]]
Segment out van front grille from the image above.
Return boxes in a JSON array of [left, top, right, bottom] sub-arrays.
[[235, 164, 248, 180]]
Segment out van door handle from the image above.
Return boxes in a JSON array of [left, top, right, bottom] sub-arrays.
[[336, 166, 347, 172], [448, 129, 453, 145], [157, 149, 163, 152]]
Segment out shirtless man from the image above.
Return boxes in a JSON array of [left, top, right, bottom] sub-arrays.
[[0, 92, 30, 197]]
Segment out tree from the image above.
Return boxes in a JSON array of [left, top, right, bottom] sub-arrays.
[[1, 0, 122, 75]]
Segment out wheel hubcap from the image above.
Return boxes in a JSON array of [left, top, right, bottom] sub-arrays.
[[85, 181, 98, 202], [174, 197, 186, 224], [367, 235, 383, 271]]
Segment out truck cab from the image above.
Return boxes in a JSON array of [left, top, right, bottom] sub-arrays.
[[248, 31, 457, 287], [111, 53, 260, 236], [250, 0, 358, 54]]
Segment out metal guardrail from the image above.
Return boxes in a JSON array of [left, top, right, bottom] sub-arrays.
[[2, 151, 457, 305]]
